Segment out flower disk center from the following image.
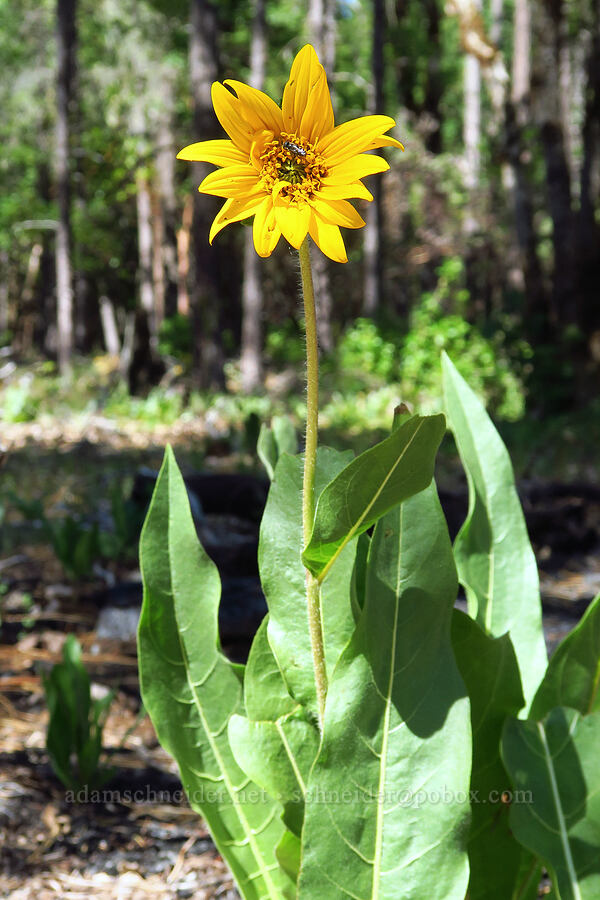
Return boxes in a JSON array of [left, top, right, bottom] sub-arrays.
[[260, 133, 328, 202]]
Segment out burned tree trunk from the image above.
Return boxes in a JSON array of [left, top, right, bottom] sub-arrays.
[[189, 0, 226, 388], [504, 0, 545, 320]]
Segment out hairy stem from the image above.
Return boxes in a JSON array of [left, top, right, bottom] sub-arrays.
[[298, 236, 327, 727]]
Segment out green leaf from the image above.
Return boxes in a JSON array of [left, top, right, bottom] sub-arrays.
[[257, 417, 297, 479], [232, 616, 318, 886], [244, 616, 296, 722], [138, 446, 292, 900], [298, 484, 471, 900], [259, 448, 357, 716], [451, 609, 535, 899], [441, 352, 546, 708], [276, 830, 301, 882], [302, 413, 445, 579], [502, 707, 600, 900], [228, 712, 319, 837], [531, 592, 600, 720]]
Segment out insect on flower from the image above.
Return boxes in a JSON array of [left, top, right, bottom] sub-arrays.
[[177, 44, 404, 262], [282, 140, 307, 158]]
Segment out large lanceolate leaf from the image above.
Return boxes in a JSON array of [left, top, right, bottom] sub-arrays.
[[302, 414, 446, 580], [502, 708, 600, 900], [531, 592, 600, 720], [259, 448, 357, 716], [138, 447, 292, 900], [298, 484, 471, 900], [441, 353, 546, 708], [451, 610, 538, 900]]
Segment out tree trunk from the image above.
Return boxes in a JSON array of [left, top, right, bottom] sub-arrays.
[[177, 194, 193, 316], [307, 0, 335, 352], [19, 243, 43, 354], [55, 0, 76, 375], [136, 171, 157, 345], [462, 1, 482, 234], [504, 0, 545, 318], [533, 0, 576, 327], [362, 0, 385, 316], [156, 85, 180, 320], [189, 0, 225, 388], [578, 2, 600, 335], [151, 184, 165, 330], [240, 0, 266, 393], [99, 295, 121, 357]]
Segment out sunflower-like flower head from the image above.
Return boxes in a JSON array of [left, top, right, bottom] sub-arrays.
[[178, 44, 403, 263]]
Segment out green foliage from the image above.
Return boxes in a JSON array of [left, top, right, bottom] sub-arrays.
[[8, 476, 144, 578], [138, 356, 600, 899], [337, 318, 396, 382], [158, 314, 193, 363], [299, 485, 471, 900], [103, 384, 184, 425], [302, 413, 445, 578], [442, 352, 547, 708], [502, 708, 600, 900], [1, 377, 39, 423], [138, 447, 294, 900], [530, 593, 600, 719], [265, 320, 306, 367], [260, 447, 356, 716], [44, 634, 115, 791], [451, 611, 534, 900], [257, 416, 297, 480], [402, 259, 528, 421]]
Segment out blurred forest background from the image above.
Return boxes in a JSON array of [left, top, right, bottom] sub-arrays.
[[2, 0, 600, 449]]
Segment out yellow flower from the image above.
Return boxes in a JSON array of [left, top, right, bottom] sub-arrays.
[[177, 44, 403, 263]]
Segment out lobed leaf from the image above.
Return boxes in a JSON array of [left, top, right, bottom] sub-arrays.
[[441, 352, 546, 709], [302, 414, 446, 580], [298, 484, 471, 900], [138, 446, 292, 900], [502, 707, 600, 900]]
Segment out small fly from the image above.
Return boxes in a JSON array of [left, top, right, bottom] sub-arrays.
[[283, 140, 307, 158]]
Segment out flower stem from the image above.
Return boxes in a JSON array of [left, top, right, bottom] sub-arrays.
[[298, 236, 327, 728]]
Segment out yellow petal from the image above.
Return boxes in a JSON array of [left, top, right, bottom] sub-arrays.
[[324, 153, 389, 184], [299, 66, 334, 144], [198, 164, 263, 198], [253, 197, 281, 257], [308, 211, 347, 263], [318, 182, 374, 201], [209, 196, 265, 243], [367, 135, 405, 151], [211, 82, 255, 152], [250, 130, 275, 171], [177, 139, 248, 166], [282, 45, 324, 134], [311, 197, 365, 229], [273, 196, 311, 249], [224, 80, 283, 134], [319, 115, 399, 165]]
